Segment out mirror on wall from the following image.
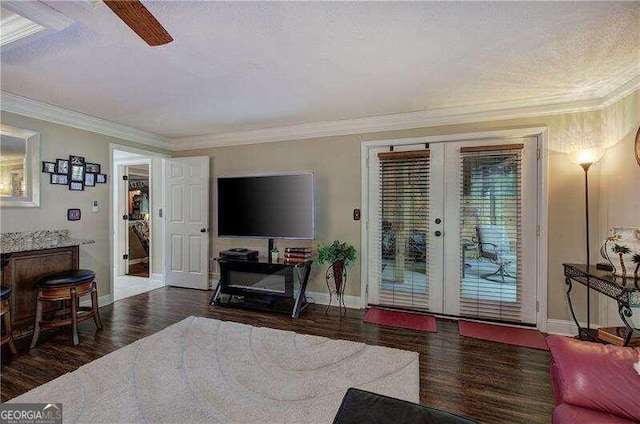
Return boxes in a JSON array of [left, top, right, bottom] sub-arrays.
[[0, 125, 40, 208]]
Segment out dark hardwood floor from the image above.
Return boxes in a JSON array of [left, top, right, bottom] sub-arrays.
[[1, 287, 554, 423], [126, 262, 149, 278]]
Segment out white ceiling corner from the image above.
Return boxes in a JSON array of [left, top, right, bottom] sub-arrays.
[[172, 79, 640, 151], [0, 10, 45, 47], [1, 91, 174, 150], [0, 2, 638, 151], [0, 1, 75, 51], [598, 73, 640, 109], [2, 76, 638, 153], [2, 1, 74, 31]]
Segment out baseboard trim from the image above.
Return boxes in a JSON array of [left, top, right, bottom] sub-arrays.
[[306, 291, 362, 309], [91, 290, 603, 329], [546, 318, 599, 336], [150, 273, 164, 285]]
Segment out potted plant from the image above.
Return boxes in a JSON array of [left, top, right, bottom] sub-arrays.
[[317, 240, 357, 293]]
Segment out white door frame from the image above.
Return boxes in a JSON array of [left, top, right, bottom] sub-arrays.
[[109, 143, 170, 299], [360, 127, 549, 331]]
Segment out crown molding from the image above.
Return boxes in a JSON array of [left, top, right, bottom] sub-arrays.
[[594, 62, 640, 100], [1, 1, 74, 31], [173, 83, 639, 150], [0, 1, 74, 51], [2, 75, 638, 153], [0, 92, 174, 151], [599, 73, 640, 109], [0, 14, 45, 47]]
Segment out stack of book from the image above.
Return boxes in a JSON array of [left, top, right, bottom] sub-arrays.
[[284, 247, 312, 265]]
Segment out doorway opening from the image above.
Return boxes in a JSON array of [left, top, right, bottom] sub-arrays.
[[126, 164, 150, 278], [111, 146, 167, 301]]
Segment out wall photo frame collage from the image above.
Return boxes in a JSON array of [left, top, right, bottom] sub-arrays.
[[42, 155, 107, 191]]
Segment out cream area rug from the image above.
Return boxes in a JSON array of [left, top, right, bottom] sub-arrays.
[[11, 316, 419, 423]]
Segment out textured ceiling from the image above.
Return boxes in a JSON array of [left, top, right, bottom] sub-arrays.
[[1, 1, 638, 139]]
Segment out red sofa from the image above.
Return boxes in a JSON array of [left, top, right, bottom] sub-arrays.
[[546, 335, 640, 423]]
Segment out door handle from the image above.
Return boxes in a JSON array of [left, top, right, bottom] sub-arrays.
[[200, 228, 207, 233], [434, 231, 442, 237]]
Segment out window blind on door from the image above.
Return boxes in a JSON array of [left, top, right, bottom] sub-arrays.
[[377, 150, 430, 310], [459, 144, 524, 321]]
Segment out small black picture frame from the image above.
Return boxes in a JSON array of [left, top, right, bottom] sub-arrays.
[[70, 164, 85, 182], [42, 161, 56, 173], [69, 181, 84, 191], [50, 173, 68, 185], [69, 155, 85, 166], [96, 174, 107, 184], [85, 172, 95, 187], [67, 208, 81, 221], [85, 163, 100, 174], [56, 158, 69, 174]]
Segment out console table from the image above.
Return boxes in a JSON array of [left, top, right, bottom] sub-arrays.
[[210, 257, 312, 318], [563, 263, 639, 346]]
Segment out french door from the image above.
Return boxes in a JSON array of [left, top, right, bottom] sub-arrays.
[[366, 137, 538, 324]]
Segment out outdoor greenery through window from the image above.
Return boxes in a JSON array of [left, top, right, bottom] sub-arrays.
[[459, 145, 524, 321], [378, 150, 430, 310]]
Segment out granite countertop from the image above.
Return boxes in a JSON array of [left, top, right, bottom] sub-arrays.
[[0, 230, 95, 254]]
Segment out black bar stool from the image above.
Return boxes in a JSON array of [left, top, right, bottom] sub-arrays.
[[1, 286, 18, 354], [30, 269, 103, 348]]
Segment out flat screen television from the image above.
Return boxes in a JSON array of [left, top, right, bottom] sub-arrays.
[[217, 173, 315, 240]]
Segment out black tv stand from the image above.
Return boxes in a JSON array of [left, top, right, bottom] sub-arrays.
[[210, 257, 312, 318], [268, 238, 274, 257]]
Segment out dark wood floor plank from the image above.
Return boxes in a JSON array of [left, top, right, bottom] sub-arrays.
[[1, 287, 554, 423]]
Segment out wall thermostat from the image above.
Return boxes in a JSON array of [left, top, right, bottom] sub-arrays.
[[67, 208, 81, 221]]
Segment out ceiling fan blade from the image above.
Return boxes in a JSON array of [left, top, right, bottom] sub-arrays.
[[104, 0, 173, 46]]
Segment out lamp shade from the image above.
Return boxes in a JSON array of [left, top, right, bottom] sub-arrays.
[[568, 147, 605, 165]]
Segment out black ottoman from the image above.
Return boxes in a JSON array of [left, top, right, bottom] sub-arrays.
[[333, 388, 477, 424]]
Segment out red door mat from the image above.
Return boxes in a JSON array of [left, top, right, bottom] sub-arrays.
[[458, 320, 548, 350], [364, 308, 437, 333]]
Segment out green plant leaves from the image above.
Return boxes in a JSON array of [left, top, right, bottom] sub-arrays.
[[317, 240, 357, 266]]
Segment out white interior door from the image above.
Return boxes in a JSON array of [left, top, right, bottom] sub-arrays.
[[366, 137, 539, 324], [164, 157, 210, 290]]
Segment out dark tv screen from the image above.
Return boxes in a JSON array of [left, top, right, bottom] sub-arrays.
[[217, 173, 315, 239]]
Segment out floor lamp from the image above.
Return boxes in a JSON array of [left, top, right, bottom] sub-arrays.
[[568, 147, 605, 337]]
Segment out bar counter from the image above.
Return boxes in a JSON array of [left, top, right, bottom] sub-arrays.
[[1, 230, 95, 339], [1, 230, 94, 254]]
